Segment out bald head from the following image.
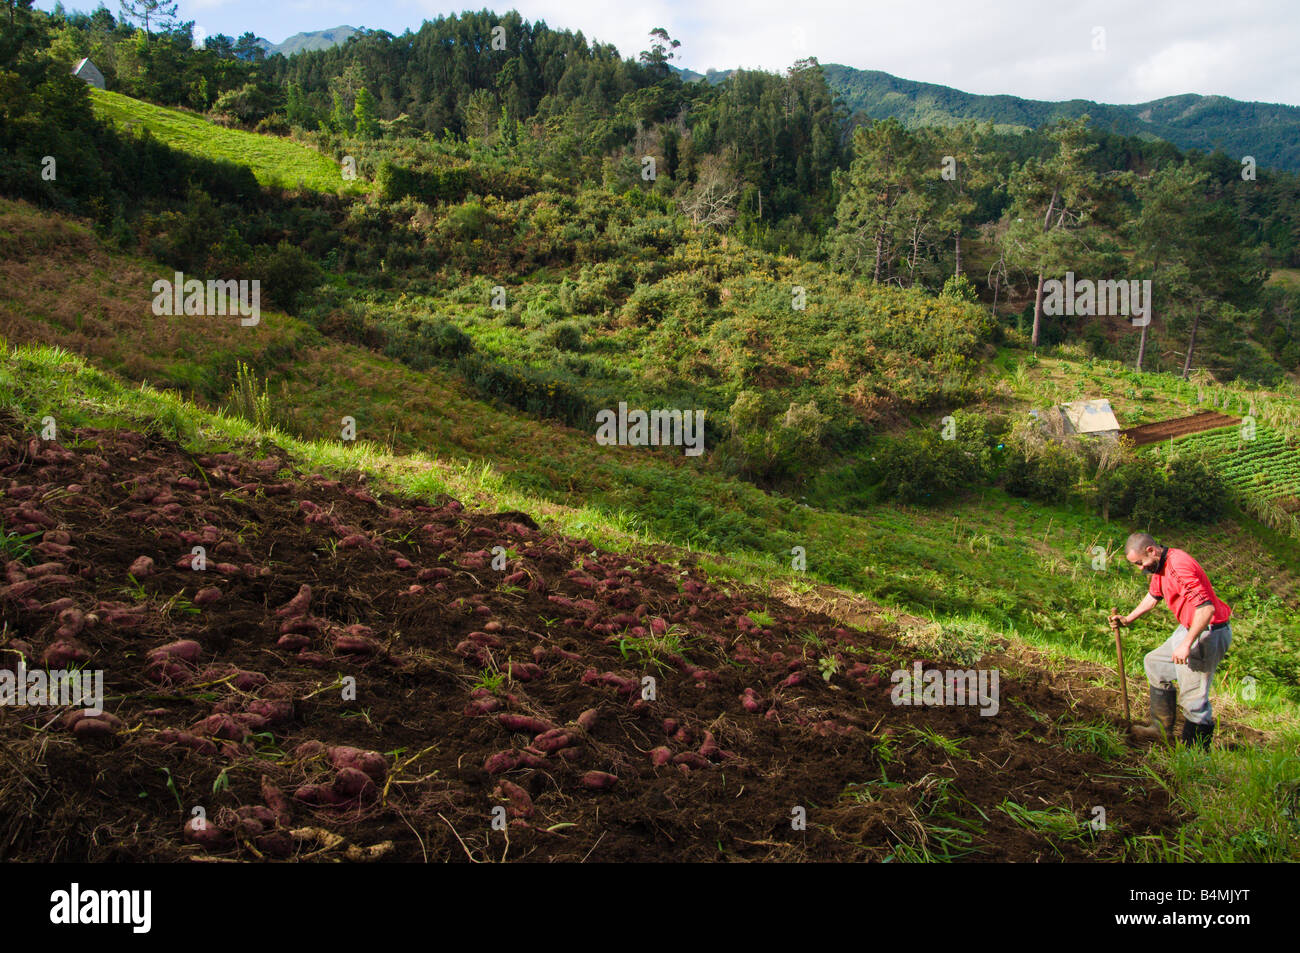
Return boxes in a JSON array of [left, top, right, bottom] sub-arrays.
[[1125, 532, 1164, 572], [1125, 532, 1158, 555]]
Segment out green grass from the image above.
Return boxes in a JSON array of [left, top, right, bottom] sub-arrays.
[[90, 88, 364, 195]]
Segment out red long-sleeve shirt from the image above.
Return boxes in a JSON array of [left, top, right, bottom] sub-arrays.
[[1147, 547, 1232, 630]]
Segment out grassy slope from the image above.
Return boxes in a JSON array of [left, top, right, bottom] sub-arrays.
[[6, 193, 1297, 707], [89, 88, 364, 195]]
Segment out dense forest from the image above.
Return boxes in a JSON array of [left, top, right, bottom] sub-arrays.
[[4, 0, 1299, 389]]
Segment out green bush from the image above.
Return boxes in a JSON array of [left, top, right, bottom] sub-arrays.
[[380, 315, 473, 368], [546, 321, 583, 351]]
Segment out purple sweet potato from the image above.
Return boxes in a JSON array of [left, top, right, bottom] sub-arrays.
[[280, 616, 323, 635], [650, 746, 674, 766], [277, 633, 311, 651], [698, 731, 721, 760], [332, 633, 379, 656], [672, 751, 711, 770], [507, 661, 543, 681], [42, 640, 89, 667], [327, 746, 387, 783], [532, 728, 576, 753], [293, 783, 347, 806], [576, 708, 599, 731], [255, 830, 293, 858], [483, 750, 520, 774], [71, 714, 120, 740], [245, 698, 293, 726], [465, 696, 502, 716], [148, 639, 202, 663], [184, 816, 232, 849], [495, 780, 534, 819], [232, 670, 268, 692], [581, 771, 618, 790], [128, 556, 154, 578], [497, 713, 554, 734], [293, 740, 327, 759], [153, 729, 217, 755], [193, 587, 223, 606], [260, 777, 293, 824], [332, 767, 378, 802], [274, 584, 312, 618], [193, 714, 247, 741]]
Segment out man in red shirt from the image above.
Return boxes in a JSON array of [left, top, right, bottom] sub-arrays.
[[1110, 533, 1233, 748]]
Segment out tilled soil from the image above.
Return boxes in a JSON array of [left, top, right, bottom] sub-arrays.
[[1121, 412, 1241, 446], [0, 415, 1176, 861]]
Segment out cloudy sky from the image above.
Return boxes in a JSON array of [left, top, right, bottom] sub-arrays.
[[48, 0, 1300, 106]]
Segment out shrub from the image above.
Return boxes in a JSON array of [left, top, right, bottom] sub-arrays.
[[546, 321, 583, 351]]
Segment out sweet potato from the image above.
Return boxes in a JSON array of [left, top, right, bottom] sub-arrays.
[[507, 661, 543, 681], [184, 816, 232, 849], [293, 783, 348, 806], [275, 584, 312, 618], [332, 634, 379, 656], [533, 729, 576, 753], [148, 639, 202, 663], [292, 740, 327, 759], [576, 708, 599, 731], [280, 616, 323, 635], [465, 696, 502, 716], [698, 731, 721, 760], [276, 633, 311, 651], [245, 698, 293, 726], [193, 714, 247, 741], [232, 670, 268, 692], [332, 767, 378, 802], [128, 555, 154, 578], [72, 715, 120, 740], [581, 771, 618, 790], [42, 640, 89, 667], [650, 746, 674, 766], [255, 830, 293, 858], [193, 587, 223, 606], [156, 730, 217, 755], [672, 751, 711, 769], [260, 777, 293, 824], [495, 780, 535, 819], [328, 746, 387, 782], [483, 750, 520, 774], [497, 713, 554, 734]]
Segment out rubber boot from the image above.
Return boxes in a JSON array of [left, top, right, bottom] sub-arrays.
[[1180, 719, 1215, 749], [1130, 686, 1177, 742]]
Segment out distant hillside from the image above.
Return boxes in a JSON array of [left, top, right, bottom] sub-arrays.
[[822, 65, 1300, 172], [678, 62, 1300, 171], [257, 25, 359, 57]]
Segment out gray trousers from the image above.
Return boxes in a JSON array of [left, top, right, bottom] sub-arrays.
[[1143, 624, 1231, 725]]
